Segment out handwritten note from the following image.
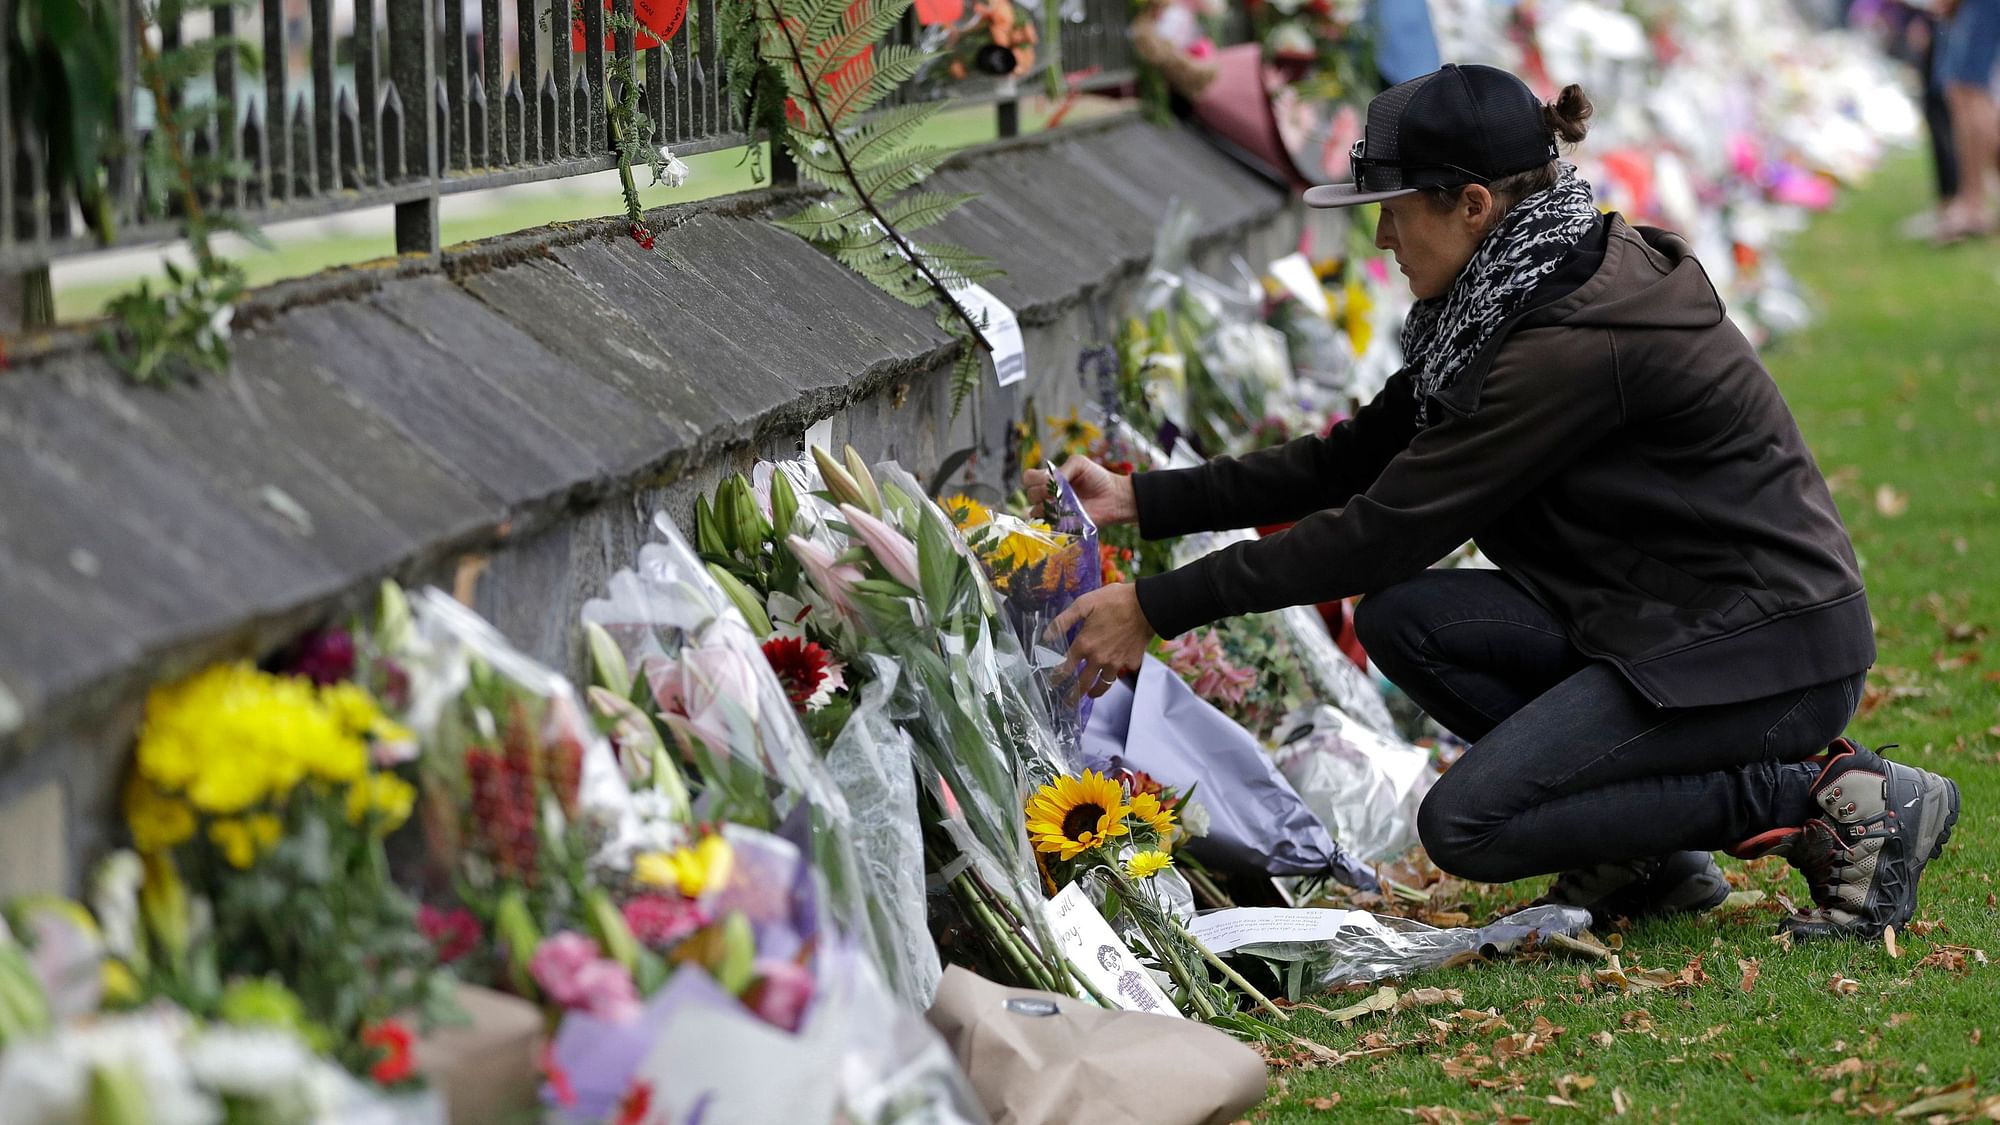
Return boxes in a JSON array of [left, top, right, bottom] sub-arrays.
[[1044, 882, 1181, 1017]]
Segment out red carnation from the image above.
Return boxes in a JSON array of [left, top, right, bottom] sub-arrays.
[[418, 904, 481, 964], [615, 1082, 654, 1125], [761, 636, 832, 711], [362, 1019, 415, 1085]]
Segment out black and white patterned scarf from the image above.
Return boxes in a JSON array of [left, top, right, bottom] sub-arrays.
[[1399, 164, 1599, 421]]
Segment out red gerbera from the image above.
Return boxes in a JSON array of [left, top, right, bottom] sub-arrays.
[[362, 1019, 415, 1085], [761, 636, 831, 710]]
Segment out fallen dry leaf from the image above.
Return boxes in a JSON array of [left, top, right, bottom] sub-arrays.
[[1303, 1095, 1342, 1110], [1828, 975, 1862, 996], [1738, 957, 1762, 994], [1887, 1012, 1917, 1028], [1399, 987, 1466, 1010], [1409, 1106, 1467, 1125], [1613, 1087, 1633, 1116], [1546, 1096, 1581, 1108], [1885, 926, 1901, 959], [1816, 1056, 1866, 1080], [1326, 986, 1401, 1023], [1934, 648, 1981, 672], [1593, 1030, 1615, 1048], [1894, 1079, 1978, 1118], [1914, 945, 1990, 975], [1875, 483, 1910, 517]]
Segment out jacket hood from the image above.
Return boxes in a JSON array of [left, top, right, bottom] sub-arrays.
[[1430, 215, 1728, 419], [1540, 217, 1727, 331]]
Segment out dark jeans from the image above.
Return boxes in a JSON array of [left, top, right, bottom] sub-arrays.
[[1355, 569, 1865, 884]]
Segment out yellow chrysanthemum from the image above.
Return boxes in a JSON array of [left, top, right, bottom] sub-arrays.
[[1047, 409, 1104, 457], [1128, 792, 1177, 846], [1025, 771, 1131, 860], [944, 495, 993, 531], [124, 777, 197, 854], [1342, 277, 1374, 355], [208, 814, 283, 869], [1124, 850, 1174, 880], [135, 663, 369, 817], [344, 773, 416, 834], [635, 834, 734, 897]]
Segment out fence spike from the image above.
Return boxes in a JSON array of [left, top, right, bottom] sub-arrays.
[[338, 85, 367, 188], [505, 74, 526, 166], [379, 81, 405, 182], [290, 93, 317, 200], [469, 74, 489, 169]]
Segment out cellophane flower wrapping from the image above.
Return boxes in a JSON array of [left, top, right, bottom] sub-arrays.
[[395, 588, 636, 909], [578, 520, 899, 1003], [837, 463, 1072, 991], [821, 653, 945, 1007], [1270, 704, 1437, 863], [1193, 904, 1592, 998], [543, 826, 982, 1125]]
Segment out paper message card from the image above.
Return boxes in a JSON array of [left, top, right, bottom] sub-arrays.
[[1044, 882, 1182, 1018], [956, 282, 1028, 387], [1186, 907, 1388, 954]]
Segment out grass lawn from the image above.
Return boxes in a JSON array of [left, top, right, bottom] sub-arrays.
[[1256, 157, 2000, 1122]]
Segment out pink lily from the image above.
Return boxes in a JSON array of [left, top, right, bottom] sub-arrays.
[[786, 534, 863, 619], [840, 504, 921, 590]]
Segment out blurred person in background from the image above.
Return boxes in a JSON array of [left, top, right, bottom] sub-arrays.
[[1863, 0, 1960, 237], [1934, 0, 2000, 240]]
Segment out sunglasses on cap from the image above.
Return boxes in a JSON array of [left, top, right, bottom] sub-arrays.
[[1347, 138, 1498, 193]]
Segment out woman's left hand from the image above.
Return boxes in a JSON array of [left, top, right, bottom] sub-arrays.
[[1050, 583, 1156, 699]]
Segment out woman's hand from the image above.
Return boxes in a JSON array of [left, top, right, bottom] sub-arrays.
[[1024, 457, 1138, 527], [1050, 583, 1156, 700]]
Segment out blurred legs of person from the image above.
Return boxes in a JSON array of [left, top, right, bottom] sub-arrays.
[[1900, 10, 1960, 238], [1936, 0, 2000, 241]]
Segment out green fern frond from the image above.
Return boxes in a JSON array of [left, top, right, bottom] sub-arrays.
[[816, 44, 930, 128], [750, 0, 1002, 418], [803, 6, 911, 87], [881, 191, 979, 234]]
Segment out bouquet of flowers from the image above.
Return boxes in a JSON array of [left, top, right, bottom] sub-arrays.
[[693, 447, 1078, 997], [117, 655, 455, 1079], [580, 512, 935, 1007], [1022, 769, 1284, 1025], [537, 825, 981, 1125], [0, 850, 442, 1123]]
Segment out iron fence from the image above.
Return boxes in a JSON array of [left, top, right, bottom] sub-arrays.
[[2, 0, 1137, 297]]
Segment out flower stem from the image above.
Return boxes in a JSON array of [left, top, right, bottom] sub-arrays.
[[1168, 916, 1288, 1021]]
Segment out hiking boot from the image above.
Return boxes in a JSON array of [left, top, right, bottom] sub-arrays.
[[1532, 850, 1731, 926], [1733, 739, 1960, 940]]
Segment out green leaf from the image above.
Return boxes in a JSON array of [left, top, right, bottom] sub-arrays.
[[881, 190, 979, 234], [816, 44, 929, 127], [799, 3, 911, 88], [917, 503, 960, 622]]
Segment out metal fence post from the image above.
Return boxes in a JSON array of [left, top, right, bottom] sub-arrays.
[[391, 0, 440, 256]]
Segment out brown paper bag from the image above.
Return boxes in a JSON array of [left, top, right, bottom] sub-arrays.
[[411, 984, 545, 1125], [926, 966, 1268, 1125]]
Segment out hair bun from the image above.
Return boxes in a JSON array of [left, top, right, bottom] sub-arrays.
[[1543, 83, 1593, 146]]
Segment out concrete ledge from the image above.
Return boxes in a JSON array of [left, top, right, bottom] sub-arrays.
[[0, 112, 1302, 888]]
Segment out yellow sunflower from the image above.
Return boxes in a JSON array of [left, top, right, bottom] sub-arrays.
[[1128, 791, 1177, 846], [1047, 409, 1104, 457], [944, 494, 993, 531], [1124, 850, 1174, 880], [1025, 771, 1131, 860]]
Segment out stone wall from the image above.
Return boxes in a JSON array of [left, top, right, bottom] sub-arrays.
[[0, 113, 1318, 894]]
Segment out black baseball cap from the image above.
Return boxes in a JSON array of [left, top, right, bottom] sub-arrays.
[[1305, 64, 1561, 208]]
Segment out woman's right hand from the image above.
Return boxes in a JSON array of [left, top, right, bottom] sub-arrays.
[[1024, 457, 1139, 527]]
